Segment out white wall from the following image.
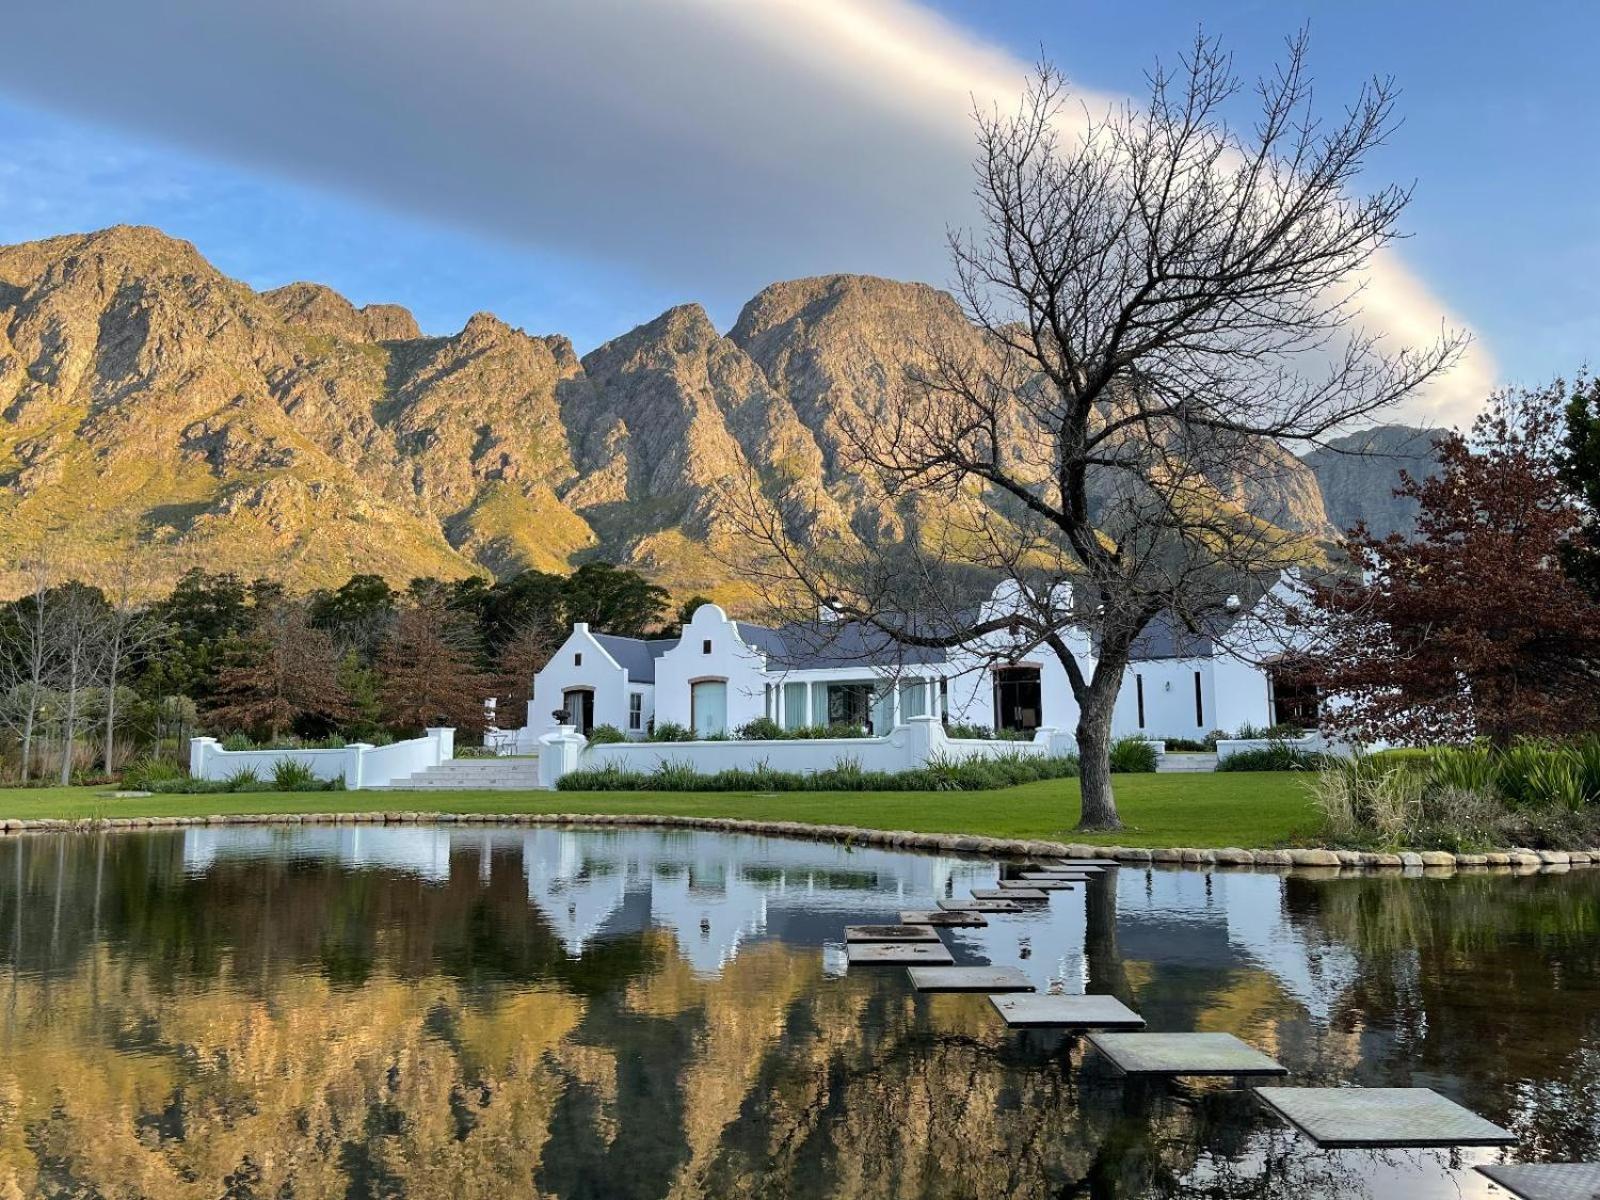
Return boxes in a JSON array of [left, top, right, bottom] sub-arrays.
[[653, 604, 770, 735], [528, 624, 636, 742], [540, 716, 1075, 786], [189, 728, 453, 789]]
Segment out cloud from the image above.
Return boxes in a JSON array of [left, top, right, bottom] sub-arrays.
[[0, 0, 1490, 422]]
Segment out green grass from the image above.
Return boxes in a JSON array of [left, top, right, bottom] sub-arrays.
[[0, 772, 1321, 849]]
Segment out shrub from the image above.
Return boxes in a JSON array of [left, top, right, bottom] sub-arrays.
[[944, 723, 1031, 742], [587, 724, 627, 745], [649, 722, 693, 742], [223, 765, 268, 792], [222, 732, 255, 752], [270, 758, 319, 790], [121, 756, 186, 790], [1108, 737, 1158, 773], [556, 751, 1079, 792], [1217, 744, 1327, 772], [736, 716, 786, 740]]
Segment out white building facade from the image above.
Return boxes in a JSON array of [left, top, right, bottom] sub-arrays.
[[513, 577, 1317, 750]]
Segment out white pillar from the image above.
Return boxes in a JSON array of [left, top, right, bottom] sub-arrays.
[[539, 725, 587, 788], [189, 736, 218, 779], [890, 683, 902, 728], [775, 682, 786, 728], [805, 680, 814, 727], [344, 743, 373, 789], [426, 726, 455, 764]]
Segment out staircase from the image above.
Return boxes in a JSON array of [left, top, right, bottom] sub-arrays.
[[385, 756, 544, 791], [1156, 753, 1218, 773]]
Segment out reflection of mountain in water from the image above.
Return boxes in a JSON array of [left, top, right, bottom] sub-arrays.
[[0, 829, 1595, 1198]]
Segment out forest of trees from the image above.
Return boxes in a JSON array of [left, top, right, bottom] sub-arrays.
[[0, 561, 695, 785]]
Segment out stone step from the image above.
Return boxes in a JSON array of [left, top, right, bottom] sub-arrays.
[[1157, 754, 1218, 773], [379, 757, 547, 791]]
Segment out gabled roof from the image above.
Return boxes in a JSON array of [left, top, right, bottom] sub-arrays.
[[737, 619, 950, 671], [592, 633, 677, 683], [1127, 610, 1240, 661]]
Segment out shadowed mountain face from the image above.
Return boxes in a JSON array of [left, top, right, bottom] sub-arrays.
[[1301, 425, 1445, 540], [0, 226, 1423, 601]]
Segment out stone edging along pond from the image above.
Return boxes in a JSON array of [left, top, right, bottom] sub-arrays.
[[1, 810, 1597, 875]]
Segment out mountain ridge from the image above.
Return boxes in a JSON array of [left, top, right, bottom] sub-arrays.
[[0, 225, 1438, 603]]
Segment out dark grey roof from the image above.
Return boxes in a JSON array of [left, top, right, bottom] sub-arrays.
[[1127, 611, 1239, 661], [739, 619, 950, 671], [592, 633, 678, 683]]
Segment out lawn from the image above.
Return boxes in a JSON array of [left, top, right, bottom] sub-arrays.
[[0, 772, 1322, 849]]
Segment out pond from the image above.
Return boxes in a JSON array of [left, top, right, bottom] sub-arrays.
[[0, 826, 1596, 1199]]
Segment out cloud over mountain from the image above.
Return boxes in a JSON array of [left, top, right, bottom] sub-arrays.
[[0, 0, 1492, 424]]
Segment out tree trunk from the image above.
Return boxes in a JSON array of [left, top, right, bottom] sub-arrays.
[[1075, 681, 1121, 831], [58, 656, 79, 787], [19, 695, 37, 784], [102, 640, 122, 774]]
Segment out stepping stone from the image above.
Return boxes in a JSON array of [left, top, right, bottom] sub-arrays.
[[908, 966, 1034, 993], [994, 881, 1055, 895], [900, 909, 987, 927], [1476, 1163, 1600, 1200], [844, 924, 942, 943], [1088, 1032, 1287, 1078], [846, 941, 955, 966], [989, 993, 1146, 1030], [1011, 876, 1077, 890], [939, 897, 1024, 913], [971, 888, 1047, 903], [1255, 1087, 1516, 1149], [1020, 871, 1092, 881]]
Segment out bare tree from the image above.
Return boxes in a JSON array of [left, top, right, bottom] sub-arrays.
[[0, 559, 56, 783], [51, 584, 109, 786], [98, 561, 170, 773], [731, 33, 1461, 829]]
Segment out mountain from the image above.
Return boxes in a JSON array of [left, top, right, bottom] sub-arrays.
[[1301, 425, 1444, 540], [0, 225, 1422, 603]]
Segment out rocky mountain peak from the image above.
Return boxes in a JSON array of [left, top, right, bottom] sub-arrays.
[[0, 224, 1429, 606]]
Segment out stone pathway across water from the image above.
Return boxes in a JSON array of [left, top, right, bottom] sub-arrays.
[[833, 853, 1543, 1171]]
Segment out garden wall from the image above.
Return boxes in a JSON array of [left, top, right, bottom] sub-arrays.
[[538, 715, 1076, 788], [189, 728, 455, 789]]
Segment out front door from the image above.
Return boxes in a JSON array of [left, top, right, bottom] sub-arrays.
[[563, 688, 595, 735], [691, 680, 727, 738]]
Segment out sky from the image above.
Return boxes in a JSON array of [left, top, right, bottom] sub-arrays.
[[0, 0, 1594, 429]]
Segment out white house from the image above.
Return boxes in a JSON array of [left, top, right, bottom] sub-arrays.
[[512, 576, 1318, 750]]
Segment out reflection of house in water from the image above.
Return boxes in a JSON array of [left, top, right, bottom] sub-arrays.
[[1114, 869, 1358, 1022], [182, 826, 457, 880], [181, 826, 987, 977]]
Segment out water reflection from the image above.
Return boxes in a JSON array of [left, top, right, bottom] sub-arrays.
[[0, 827, 1596, 1198]]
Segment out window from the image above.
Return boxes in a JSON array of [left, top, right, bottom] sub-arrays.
[[1194, 670, 1204, 727], [574, 652, 582, 666], [1135, 674, 1145, 729], [1268, 666, 1320, 729], [702, 639, 712, 654], [628, 693, 643, 731], [992, 667, 1042, 733]]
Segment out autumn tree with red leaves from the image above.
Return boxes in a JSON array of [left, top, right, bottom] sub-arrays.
[[376, 599, 492, 735], [207, 602, 353, 740], [1300, 381, 1600, 744]]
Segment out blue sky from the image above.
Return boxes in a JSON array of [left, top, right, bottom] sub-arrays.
[[0, 0, 1592, 422]]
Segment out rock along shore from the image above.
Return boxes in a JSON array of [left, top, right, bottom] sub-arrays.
[[0, 812, 1593, 876]]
